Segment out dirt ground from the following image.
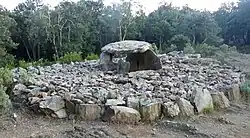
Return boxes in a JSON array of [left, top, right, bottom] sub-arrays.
[[0, 102, 249, 138]]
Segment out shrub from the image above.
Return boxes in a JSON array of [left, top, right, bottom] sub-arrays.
[[0, 68, 13, 88], [150, 43, 159, 54], [240, 80, 250, 93], [0, 54, 15, 68], [0, 85, 11, 114], [169, 34, 191, 51], [165, 44, 177, 53], [85, 53, 99, 61], [183, 43, 195, 54], [18, 60, 31, 69], [193, 43, 219, 57], [58, 52, 83, 63]]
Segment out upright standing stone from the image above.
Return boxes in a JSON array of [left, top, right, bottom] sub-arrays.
[[162, 101, 180, 118], [76, 104, 103, 121], [192, 88, 214, 113], [176, 97, 194, 117], [211, 92, 230, 109], [225, 84, 241, 102], [103, 106, 141, 124], [139, 99, 162, 122]]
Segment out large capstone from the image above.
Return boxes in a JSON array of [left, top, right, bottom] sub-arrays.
[[100, 40, 162, 72]]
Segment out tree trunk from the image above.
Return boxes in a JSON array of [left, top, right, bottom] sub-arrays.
[[192, 35, 196, 45], [21, 37, 31, 60], [68, 25, 71, 42], [119, 19, 122, 41]]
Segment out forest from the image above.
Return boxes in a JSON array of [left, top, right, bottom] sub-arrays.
[[0, 0, 250, 67]]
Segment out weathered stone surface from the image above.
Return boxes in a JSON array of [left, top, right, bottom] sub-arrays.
[[13, 83, 27, 95], [176, 97, 194, 116], [117, 59, 130, 74], [28, 97, 41, 104], [139, 100, 162, 122], [39, 96, 65, 112], [101, 40, 152, 55], [225, 84, 241, 101], [162, 102, 180, 118], [126, 97, 140, 110], [126, 50, 162, 71], [77, 104, 102, 120], [192, 87, 214, 113], [103, 106, 141, 124], [65, 100, 76, 114], [105, 99, 125, 106], [13, 51, 243, 120], [211, 92, 230, 109], [53, 108, 67, 119]]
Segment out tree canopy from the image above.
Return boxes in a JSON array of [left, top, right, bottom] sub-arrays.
[[0, 0, 250, 66]]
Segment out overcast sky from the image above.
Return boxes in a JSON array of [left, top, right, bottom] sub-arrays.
[[1, 0, 238, 13]]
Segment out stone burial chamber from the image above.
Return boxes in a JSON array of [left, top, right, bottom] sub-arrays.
[[99, 40, 162, 73]]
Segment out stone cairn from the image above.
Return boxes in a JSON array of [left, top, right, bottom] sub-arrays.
[[12, 52, 244, 124]]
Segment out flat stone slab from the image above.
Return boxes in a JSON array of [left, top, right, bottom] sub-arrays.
[[101, 40, 152, 55]]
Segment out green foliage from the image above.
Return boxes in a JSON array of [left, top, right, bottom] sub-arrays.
[[165, 44, 177, 53], [0, 54, 15, 68], [202, 104, 214, 114], [0, 67, 12, 114], [150, 43, 159, 54], [193, 43, 219, 57], [85, 53, 99, 61], [169, 34, 191, 51], [183, 43, 195, 54], [0, 85, 11, 114], [0, 68, 13, 88], [18, 60, 31, 69], [240, 80, 250, 93], [58, 52, 83, 64]]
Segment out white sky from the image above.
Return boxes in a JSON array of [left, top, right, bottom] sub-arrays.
[[0, 0, 238, 13]]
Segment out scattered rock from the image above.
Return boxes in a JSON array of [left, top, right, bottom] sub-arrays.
[[39, 96, 65, 117], [126, 97, 140, 110], [13, 84, 27, 95], [103, 106, 141, 124], [162, 101, 180, 118], [105, 99, 126, 106], [176, 97, 194, 117], [53, 108, 67, 119]]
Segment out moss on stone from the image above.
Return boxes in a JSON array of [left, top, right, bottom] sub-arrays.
[[202, 104, 214, 114]]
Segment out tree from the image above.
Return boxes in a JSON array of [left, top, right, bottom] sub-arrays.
[[0, 5, 17, 67]]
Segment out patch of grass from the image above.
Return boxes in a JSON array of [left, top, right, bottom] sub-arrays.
[[58, 52, 83, 64], [202, 104, 214, 114], [85, 53, 99, 61]]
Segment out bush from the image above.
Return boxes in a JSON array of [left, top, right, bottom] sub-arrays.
[[0, 85, 11, 114], [150, 43, 159, 54], [85, 53, 99, 61], [58, 52, 83, 63], [193, 43, 219, 57], [0, 68, 12, 114], [18, 60, 31, 69], [165, 44, 177, 53], [240, 80, 250, 93], [169, 34, 191, 51], [183, 43, 195, 54], [0, 68, 13, 88], [0, 54, 15, 68]]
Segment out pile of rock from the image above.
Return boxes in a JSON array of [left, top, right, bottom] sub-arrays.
[[12, 52, 244, 123]]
